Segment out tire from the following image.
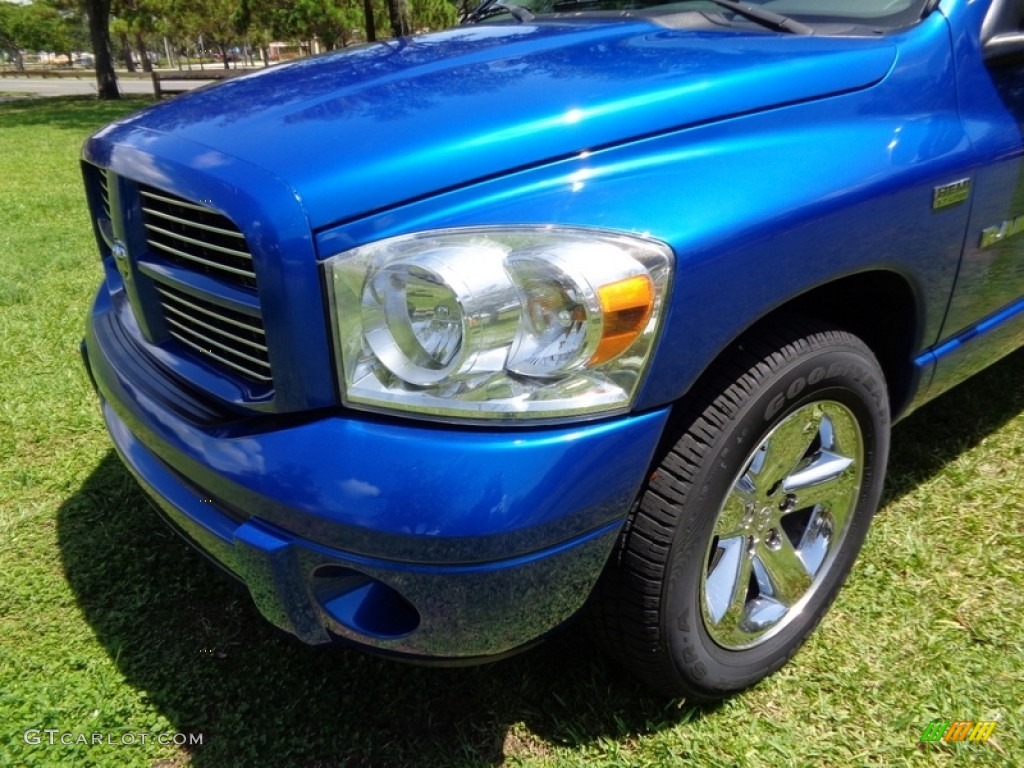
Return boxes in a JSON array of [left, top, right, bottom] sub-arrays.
[[591, 317, 890, 699]]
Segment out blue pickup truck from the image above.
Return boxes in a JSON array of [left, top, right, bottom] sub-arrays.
[[81, 0, 1024, 699]]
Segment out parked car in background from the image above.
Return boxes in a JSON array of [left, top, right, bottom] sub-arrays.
[[81, 0, 1024, 698]]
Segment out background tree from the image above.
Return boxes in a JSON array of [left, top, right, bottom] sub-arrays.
[[0, 1, 75, 65], [152, 0, 192, 69], [385, 0, 409, 37], [233, 0, 273, 64], [0, 2, 26, 69], [190, 0, 244, 68], [112, 0, 158, 72], [156, 0, 213, 69], [1, 1, 90, 69], [84, 0, 119, 98], [2, 0, 459, 95], [410, 0, 455, 32], [109, 16, 135, 70], [361, 0, 375, 41], [46, 0, 92, 61], [287, 0, 361, 51]]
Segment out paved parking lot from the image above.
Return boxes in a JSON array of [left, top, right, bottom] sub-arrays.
[[0, 74, 208, 98]]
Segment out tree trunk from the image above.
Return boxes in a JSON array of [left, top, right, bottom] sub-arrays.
[[363, 0, 377, 42], [121, 36, 136, 72], [135, 31, 152, 72], [387, 0, 411, 37], [85, 0, 119, 99]]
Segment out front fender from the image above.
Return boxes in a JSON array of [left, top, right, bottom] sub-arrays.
[[316, 10, 972, 412]]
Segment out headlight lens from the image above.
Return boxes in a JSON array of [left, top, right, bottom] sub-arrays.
[[324, 227, 673, 421]]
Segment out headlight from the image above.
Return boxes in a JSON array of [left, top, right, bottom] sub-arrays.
[[324, 227, 673, 421]]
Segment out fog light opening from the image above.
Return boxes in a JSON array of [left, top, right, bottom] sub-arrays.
[[314, 566, 420, 640]]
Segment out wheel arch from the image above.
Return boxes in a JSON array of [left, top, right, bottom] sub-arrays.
[[777, 270, 921, 420], [663, 270, 923, 427]]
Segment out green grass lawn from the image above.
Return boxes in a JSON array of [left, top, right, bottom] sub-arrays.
[[1, 96, 1021, 768]]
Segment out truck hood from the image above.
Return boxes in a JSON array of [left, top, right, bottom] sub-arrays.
[[111, 20, 897, 229]]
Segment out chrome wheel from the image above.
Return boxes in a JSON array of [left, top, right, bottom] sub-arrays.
[[590, 319, 889, 698], [700, 401, 864, 650]]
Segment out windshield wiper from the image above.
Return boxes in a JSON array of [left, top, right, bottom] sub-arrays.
[[463, 0, 808, 31], [463, 0, 536, 23], [704, 0, 813, 34]]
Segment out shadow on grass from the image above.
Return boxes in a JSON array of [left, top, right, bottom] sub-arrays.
[[57, 463, 714, 768], [884, 346, 1024, 505], [57, 348, 1023, 767]]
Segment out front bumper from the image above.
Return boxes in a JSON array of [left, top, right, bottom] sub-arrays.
[[83, 286, 671, 659]]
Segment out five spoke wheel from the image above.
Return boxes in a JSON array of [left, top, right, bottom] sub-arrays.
[[590, 319, 890, 698], [701, 401, 863, 649]]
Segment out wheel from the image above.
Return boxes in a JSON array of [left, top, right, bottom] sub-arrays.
[[590, 318, 890, 699]]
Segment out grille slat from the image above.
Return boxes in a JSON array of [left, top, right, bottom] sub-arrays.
[[163, 305, 268, 353], [148, 239, 257, 279], [168, 330, 273, 382], [156, 280, 272, 385], [139, 185, 257, 290], [140, 189, 226, 214], [156, 285, 267, 335], [167, 324, 272, 373], [142, 207, 247, 241], [145, 223, 251, 260], [98, 173, 111, 220]]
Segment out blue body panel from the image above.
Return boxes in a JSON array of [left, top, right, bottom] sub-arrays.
[[108, 24, 897, 230], [922, 0, 1024, 396], [81, 0, 1024, 656], [87, 287, 669, 561], [85, 280, 669, 654]]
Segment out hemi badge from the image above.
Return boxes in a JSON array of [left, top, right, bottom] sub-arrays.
[[933, 178, 971, 210]]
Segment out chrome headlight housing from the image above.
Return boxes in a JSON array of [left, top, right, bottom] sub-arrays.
[[324, 227, 673, 421]]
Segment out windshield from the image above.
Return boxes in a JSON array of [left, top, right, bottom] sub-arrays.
[[469, 0, 934, 31]]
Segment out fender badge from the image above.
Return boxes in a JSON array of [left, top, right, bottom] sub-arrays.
[[933, 178, 971, 210], [980, 214, 1024, 249]]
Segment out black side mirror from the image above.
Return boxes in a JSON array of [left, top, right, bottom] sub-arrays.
[[982, 0, 1024, 61], [984, 31, 1024, 61]]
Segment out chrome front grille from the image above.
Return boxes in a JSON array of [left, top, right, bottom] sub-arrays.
[[89, 171, 274, 390], [139, 186, 257, 290], [156, 284, 272, 383]]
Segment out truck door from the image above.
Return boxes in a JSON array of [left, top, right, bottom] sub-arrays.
[[929, 0, 1024, 397]]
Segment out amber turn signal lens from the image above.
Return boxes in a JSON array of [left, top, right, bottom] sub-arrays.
[[590, 275, 654, 365]]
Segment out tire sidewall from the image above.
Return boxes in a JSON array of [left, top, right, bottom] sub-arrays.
[[661, 342, 889, 696]]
